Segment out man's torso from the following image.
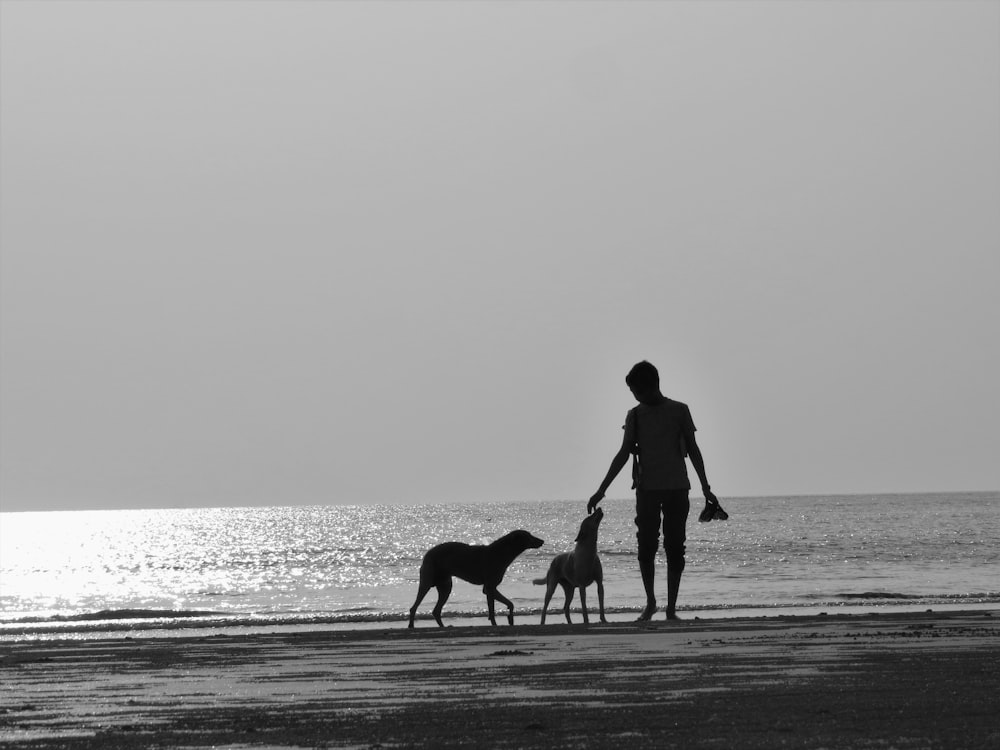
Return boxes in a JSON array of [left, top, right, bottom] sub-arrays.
[[625, 399, 695, 490]]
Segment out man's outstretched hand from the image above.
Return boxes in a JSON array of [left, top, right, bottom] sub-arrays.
[[587, 493, 603, 515]]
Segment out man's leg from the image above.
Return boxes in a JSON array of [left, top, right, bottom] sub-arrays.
[[637, 557, 656, 620], [662, 490, 690, 620], [634, 491, 662, 621], [665, 569, 683, 619]]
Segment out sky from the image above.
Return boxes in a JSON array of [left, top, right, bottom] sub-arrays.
[[1, 1, 998, 512]]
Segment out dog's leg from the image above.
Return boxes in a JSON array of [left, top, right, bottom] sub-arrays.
[[595, 560, 608, 623], [579, 585, 590, 625], [541, 579, 557, 625], [483, 586, 498, 626], [540, 560, 561, 625], [408, 576, 434, 629], [486, 587, 516, 626], [560, 581, 575, 625], [430, 577, 453, 628]]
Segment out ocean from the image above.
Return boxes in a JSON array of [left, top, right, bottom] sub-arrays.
[[1, 492, 997, 640]]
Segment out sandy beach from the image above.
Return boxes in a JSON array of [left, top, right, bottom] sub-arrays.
[[2, 610, 997, 749]]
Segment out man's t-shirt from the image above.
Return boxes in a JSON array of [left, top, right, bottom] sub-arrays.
[[623, 398, 696, 490]]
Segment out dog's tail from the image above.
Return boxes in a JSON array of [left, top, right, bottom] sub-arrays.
[[532, 577, 546, 586]]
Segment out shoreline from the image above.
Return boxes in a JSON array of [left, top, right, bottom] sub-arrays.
[[2, 609, 997, 748], [3, 600, 998, 642]]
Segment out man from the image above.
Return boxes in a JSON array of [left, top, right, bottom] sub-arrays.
[[587, 360, 721, 620]]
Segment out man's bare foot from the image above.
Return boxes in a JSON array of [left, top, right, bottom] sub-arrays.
[[636, 603, 657, 621], [665, 610, 681, 621]]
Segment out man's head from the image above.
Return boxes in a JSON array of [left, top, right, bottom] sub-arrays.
[[626, 361, 659, 392], [626, 360, 662, 403]]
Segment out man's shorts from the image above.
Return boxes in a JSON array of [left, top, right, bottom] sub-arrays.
[[634, 488, 690, 564]]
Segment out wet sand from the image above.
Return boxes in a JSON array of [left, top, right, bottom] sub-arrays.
[[2, 610, 998, 749]]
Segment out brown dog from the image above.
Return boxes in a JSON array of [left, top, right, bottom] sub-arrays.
[[533, 508, 607, 624], [408, 529, 544, 628]]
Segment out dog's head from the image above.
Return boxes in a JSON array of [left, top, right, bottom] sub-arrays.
[[509, 529, 545, 550], [575, 507, 603, 542]]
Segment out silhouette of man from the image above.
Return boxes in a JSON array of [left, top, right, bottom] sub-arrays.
[[587, 360, 721, 620]]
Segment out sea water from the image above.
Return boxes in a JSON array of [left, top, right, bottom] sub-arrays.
[[1, 492, 997, 639]]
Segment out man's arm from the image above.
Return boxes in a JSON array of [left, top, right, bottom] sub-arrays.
[[588, 439, 632, 514], [686, 433, 719, 504]]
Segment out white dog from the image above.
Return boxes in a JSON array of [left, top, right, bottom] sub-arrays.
[[533, 508, 607, 624]]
